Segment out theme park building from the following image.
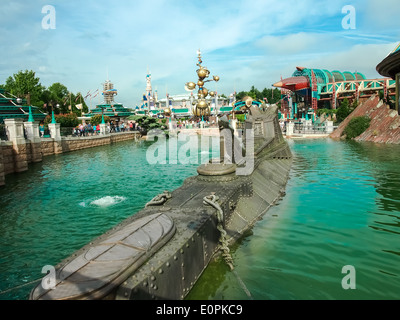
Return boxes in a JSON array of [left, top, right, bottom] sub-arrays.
[[86, 79, 134, 120], [274, 66, 396, 120], [0, 88, 46, 124]]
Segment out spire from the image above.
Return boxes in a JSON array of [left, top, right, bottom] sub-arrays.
[[28, 106, 34, 122], [51, 110, 56, 124]]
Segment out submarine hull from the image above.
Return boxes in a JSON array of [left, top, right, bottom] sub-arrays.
[[30, 104, 292, 300]]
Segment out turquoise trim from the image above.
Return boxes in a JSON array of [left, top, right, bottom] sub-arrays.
[[28, 106, 34, 122], [51, 110, 56, 124]]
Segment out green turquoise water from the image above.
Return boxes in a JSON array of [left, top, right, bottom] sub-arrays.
[[0, 139, 208, 300], [1, 138, 400, 300], [187, 139, 400, 300]]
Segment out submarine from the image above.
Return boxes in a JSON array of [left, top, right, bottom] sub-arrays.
[[30, 53, 293, 300]]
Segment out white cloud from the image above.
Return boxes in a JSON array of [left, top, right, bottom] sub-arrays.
[[0, 0, 399, 105]]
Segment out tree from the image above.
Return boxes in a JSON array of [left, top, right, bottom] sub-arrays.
[[46, 82, 69, 114], [350, 99, 359, 112], [71, 92, 89, 115], [3, 70, 45, 107], [235, 91, 248, 101], [128, 115, 163, 135], [236, 86, 281, 104], [336, 98, 351, 123]]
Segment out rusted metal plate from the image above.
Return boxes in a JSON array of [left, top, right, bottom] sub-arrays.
[[30, 213, 175, 300]]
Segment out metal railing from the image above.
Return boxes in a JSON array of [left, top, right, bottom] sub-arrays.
[[293, 123, 328, 134], [0, 125, 7, 141]]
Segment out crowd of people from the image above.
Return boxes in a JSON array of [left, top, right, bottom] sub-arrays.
[[172, 119, 218, 130], [72, 121, 138, 137]]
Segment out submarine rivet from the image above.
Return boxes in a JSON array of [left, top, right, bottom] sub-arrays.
[[158, 269, 163, 274], [182, 277, 185, 280], [154, 285, 158, 290], [192, 237, 195, 242], [173, 255, 178, 260], [186, 244, 189, 248], [151, 276, 156, 281], [124, 292, 128, 297], [166, 262, 170, 267], [180, 249, 184, 254], [181, 263, 185, 267], [143, 282, 148, 287], [150, 283, 154, 288]]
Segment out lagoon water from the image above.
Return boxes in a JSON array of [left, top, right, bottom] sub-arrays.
[[1, 137, 400, 300]]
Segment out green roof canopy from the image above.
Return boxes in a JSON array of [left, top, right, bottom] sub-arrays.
[[172, 108, 189, 113]]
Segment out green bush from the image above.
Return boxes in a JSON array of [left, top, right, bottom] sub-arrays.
[[235, 114, 246, 122], [336, 98, 351, 123], [128, 115, 162, 135], [343, 116, 371, 139], [44, 113, 79, 127], [90, 114, 110, 126], [317, 108, 337, 117]]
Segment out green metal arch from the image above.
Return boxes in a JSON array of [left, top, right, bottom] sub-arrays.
[[354, 72, 366, 80], [343, 71, 356, 81], [332, 70, 346, 82], [322, 70, 334, 83], [312, 69, 329, 85]]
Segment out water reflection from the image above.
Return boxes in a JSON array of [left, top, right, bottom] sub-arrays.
[[189, 138, 400, 300]]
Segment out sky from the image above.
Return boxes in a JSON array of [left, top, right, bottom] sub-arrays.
[[0, 0, 399, 108]]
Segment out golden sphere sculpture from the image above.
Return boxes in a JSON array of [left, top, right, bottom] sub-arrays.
[[185, 49, 220, 117], [196, 99, 208, 110], [197, 67, 209, 79], [186, 82, 196, 90]]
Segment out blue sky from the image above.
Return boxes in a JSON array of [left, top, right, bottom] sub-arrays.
[[0, 0, 399, 108]]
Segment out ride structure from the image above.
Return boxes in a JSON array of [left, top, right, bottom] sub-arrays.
[[376, 42, 400, 113], [86, 79, 134, 120], [274, 66, 396, 120]]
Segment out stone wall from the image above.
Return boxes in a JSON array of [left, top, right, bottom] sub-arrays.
[[330, 95, 400, 144], [0, 131, 139, 186], [1, 142, 15, 175]]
